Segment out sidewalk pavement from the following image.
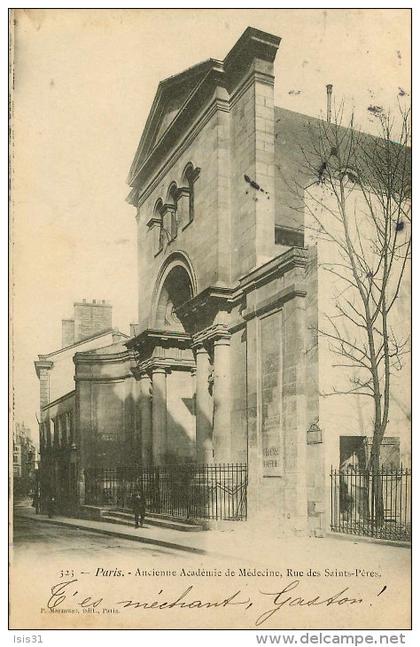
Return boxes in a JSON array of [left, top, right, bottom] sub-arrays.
[[14, 505, 209, 555], [14, 504, 410, 567]]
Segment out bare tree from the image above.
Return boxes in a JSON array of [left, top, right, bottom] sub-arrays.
[[297, 101, 411, 524]]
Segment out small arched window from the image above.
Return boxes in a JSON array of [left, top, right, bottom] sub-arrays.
[[180, 163, 200, 227], [152, 198, 164, 254], [166, 182, 178, 240], [183, 164, 195, 225]]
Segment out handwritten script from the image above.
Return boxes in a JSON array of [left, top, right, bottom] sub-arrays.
[[46, 578, 386, 626]]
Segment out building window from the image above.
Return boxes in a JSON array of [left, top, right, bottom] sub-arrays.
[[165, 182, 178, 241], [147, 198, 164, 256], [184, 165, 195, 225], [147, 166, 200, 252], [181, 163, 200, 228]]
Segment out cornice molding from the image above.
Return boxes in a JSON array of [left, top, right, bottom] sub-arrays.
[[133, 96, 230, 208], [129, 66, 226, 197], [126, 328, 192, 351], [236, 247, 308, 295], [127, 58, 221, 184], [242, 284, 307, 321], [73, 349, 134, 365], [176, 284, 234, 321], [134, 357, 196, 375]]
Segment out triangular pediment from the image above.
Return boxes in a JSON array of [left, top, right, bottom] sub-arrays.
[[127, 28, 282, 204], [128, 59, 218, 185]]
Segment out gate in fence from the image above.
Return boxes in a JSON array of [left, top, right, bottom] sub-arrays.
[[330, 466, 411, 542], [85, 463, 248, 521]]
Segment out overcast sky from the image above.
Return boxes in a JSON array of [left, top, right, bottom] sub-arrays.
[[11, 8, 410, 438]]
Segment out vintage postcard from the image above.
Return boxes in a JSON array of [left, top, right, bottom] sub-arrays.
[[9, 8, 411, 631]]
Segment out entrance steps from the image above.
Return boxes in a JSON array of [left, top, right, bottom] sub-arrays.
[[80, 505, 204, 532]]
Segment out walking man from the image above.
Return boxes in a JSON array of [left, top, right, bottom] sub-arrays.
[[132, 488, 146, 528]]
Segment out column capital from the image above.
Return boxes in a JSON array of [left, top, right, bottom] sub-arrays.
[[34, 359, 54, 379], [192, 342, 210, 354], [192, 323, 231, 348], [151, 366, 168, 376], [213, 334, 231, 347]]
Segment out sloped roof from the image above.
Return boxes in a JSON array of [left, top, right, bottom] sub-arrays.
[[274, 106, 411, 228], [37, 328, 119, 360]]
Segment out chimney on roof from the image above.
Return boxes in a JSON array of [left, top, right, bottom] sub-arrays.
[[67, 300, 113, 344], [326, 84, 333, 123]]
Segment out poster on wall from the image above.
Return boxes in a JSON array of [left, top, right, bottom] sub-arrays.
[[9, 7, 411, 634]]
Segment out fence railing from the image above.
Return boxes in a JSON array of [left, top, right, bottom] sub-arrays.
[[85, 463, 248, 521], [330, 466, 411, 542]]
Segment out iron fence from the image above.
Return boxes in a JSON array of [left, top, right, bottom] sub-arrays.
[[85, 463, 248, 521], [330, 466, 411, 542]]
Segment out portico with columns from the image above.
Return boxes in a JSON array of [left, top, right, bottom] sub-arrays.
[[126, 278, 236, 468]]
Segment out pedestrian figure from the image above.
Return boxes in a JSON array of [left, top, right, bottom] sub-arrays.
[[32, 489, 40, 515], [132, 488, 146, 528], [47, 493, 56, 519]]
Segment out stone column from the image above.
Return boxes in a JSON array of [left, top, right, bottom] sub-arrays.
[[195, 345, 213, 464], [139, 371, 152, 466], [151, 367, 167, 466], [283, 295, 308, 535], [212, 334, 231, 463]]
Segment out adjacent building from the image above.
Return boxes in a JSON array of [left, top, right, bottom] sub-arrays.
[[35, 300, 130, 513], [13, 423, 36, 497]]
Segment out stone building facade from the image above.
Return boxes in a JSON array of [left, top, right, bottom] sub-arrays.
[[35, 27, 410, 536], [125, 27, 324, 535]]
